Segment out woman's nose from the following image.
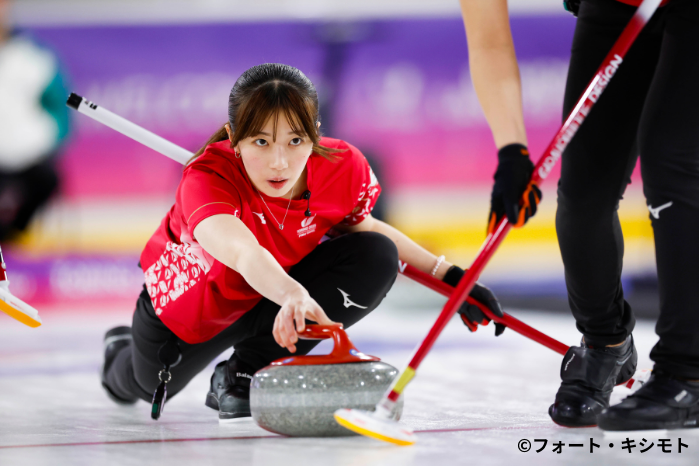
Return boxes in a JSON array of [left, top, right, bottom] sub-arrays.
[[270, 147, 288, 170]]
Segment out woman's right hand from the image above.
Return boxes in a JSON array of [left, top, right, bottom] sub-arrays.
[[273, 287, 335, 353]]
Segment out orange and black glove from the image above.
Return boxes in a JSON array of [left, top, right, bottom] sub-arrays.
[[488, 143, 542, 235], [442, 265, 505, 337]]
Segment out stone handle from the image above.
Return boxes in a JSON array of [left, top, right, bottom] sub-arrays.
[[270, 324, 381, 366], [298, 323, 344, 340]]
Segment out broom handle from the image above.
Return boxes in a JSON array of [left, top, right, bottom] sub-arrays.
[[400, 262, 569, 355]]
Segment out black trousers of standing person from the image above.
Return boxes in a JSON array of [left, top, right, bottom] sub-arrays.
[[0, 157, 59, 241], [556, 0, 698, 378], [104, 231, 399, 402]]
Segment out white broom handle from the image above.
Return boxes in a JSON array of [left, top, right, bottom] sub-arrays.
[[67, 93, 193, 165]]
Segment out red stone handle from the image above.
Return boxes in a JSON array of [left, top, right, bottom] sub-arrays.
[[297, 323, 345, 340], [270, 324, 380, 366]]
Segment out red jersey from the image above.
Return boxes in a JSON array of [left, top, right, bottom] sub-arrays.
[[140, 138, 381, 344]]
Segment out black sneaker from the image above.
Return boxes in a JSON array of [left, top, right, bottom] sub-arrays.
[[598, 369, 699, 430], [205, 355, 254, 421], [549, 335, 637, 427], [100, 326, 138, 405]]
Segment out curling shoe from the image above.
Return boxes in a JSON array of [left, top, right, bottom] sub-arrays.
[[598, 369, 698, 431], [205, 355, 254, 420], [549, 335, 637, 427], [100, 326, 138, 405]]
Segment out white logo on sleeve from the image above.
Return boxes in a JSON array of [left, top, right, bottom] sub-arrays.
[[648, 201, 673, 219], [252, 212, 267, 224], [338, 288, 368, 309]]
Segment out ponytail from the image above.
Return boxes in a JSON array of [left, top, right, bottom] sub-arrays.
[[189, 124, 230, 165]]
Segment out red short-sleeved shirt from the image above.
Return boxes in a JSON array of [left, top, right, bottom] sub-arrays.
[[140, 137, 381, 344]]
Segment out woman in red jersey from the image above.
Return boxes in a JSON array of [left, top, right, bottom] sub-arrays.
[[100, 63, 504, 420]]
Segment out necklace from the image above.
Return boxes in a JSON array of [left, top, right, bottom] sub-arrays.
[[256, 184, 294, 230]]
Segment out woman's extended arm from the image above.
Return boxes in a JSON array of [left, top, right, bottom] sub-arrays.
[[194, 214, 334, 353], [460, 0, 526, 148], [335, 215, 505, 335], [333, 216, 453, 280]]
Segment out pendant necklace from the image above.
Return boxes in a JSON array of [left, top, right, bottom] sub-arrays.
[[256, 184, 294, 230]]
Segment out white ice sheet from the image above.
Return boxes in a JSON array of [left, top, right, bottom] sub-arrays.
[[0, 303, 696, 466]]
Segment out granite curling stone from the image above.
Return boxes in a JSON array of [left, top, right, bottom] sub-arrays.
[[250, 324, 403, 437]]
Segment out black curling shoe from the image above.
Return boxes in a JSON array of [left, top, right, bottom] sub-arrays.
[[549, 335, 637, 427], [101, 326, 138, 405], [598, 370, 699, 431], [205, 355, 254, 421]]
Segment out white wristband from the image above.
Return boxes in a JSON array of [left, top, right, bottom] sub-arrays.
[[431, 255, 445, 276]]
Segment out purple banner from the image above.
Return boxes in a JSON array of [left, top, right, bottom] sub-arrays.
[[27, 16, 584, 198]]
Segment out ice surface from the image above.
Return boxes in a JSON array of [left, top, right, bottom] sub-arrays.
[[0, 302, 697, 466]]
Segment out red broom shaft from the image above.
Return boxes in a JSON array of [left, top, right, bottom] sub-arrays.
[[400, 263, 569, 355]]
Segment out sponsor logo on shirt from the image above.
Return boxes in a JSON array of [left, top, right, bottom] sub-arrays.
[[301, 215, 315, 228], [297, 214, 317, 238]]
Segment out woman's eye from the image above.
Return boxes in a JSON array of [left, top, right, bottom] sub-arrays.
[[290, 138, 303, 146], [254, 139, 268, 147]]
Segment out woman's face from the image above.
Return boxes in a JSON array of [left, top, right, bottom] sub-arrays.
[[232, 114, 313, 199]]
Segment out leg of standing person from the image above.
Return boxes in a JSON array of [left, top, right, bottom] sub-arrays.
[[598, 0, 699, 431], [549, 0, 663, 427], [0, 157, 59, 241]]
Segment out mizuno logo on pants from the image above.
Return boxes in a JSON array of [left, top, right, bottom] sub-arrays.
[[648, 201, 673, 219], [337, 288, 368, 309]]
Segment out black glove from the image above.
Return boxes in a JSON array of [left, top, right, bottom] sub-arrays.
[[488, 143, 542, 234], [442, 265, 505, 336]]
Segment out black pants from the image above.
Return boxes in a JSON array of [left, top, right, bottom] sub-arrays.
[[0, 157, 59, 241], [557, 0, 698, 378], [104, 231, 399, 402]]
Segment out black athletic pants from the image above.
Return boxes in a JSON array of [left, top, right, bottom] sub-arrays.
[[104, 231, 399, 402], [556, 0, 698, 378], [0, 157, 59, 241]]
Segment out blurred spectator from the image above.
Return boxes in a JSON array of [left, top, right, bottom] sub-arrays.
[[0, 0, 70, 241]]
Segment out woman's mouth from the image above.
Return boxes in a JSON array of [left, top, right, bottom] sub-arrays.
[[266, 178, 288, 190]]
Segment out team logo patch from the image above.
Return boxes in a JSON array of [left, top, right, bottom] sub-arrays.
[[297, 214, 317, 237]]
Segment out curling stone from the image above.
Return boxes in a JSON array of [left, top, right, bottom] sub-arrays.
[[250, 324, 403, 437]]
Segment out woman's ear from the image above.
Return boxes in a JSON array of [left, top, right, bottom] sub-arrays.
[[225, 123, 234, 143]]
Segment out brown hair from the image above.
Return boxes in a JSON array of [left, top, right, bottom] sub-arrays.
[[190, 63, 340, 163]]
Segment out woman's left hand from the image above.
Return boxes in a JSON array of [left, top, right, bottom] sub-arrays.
[[442, 265, 506, 336]]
